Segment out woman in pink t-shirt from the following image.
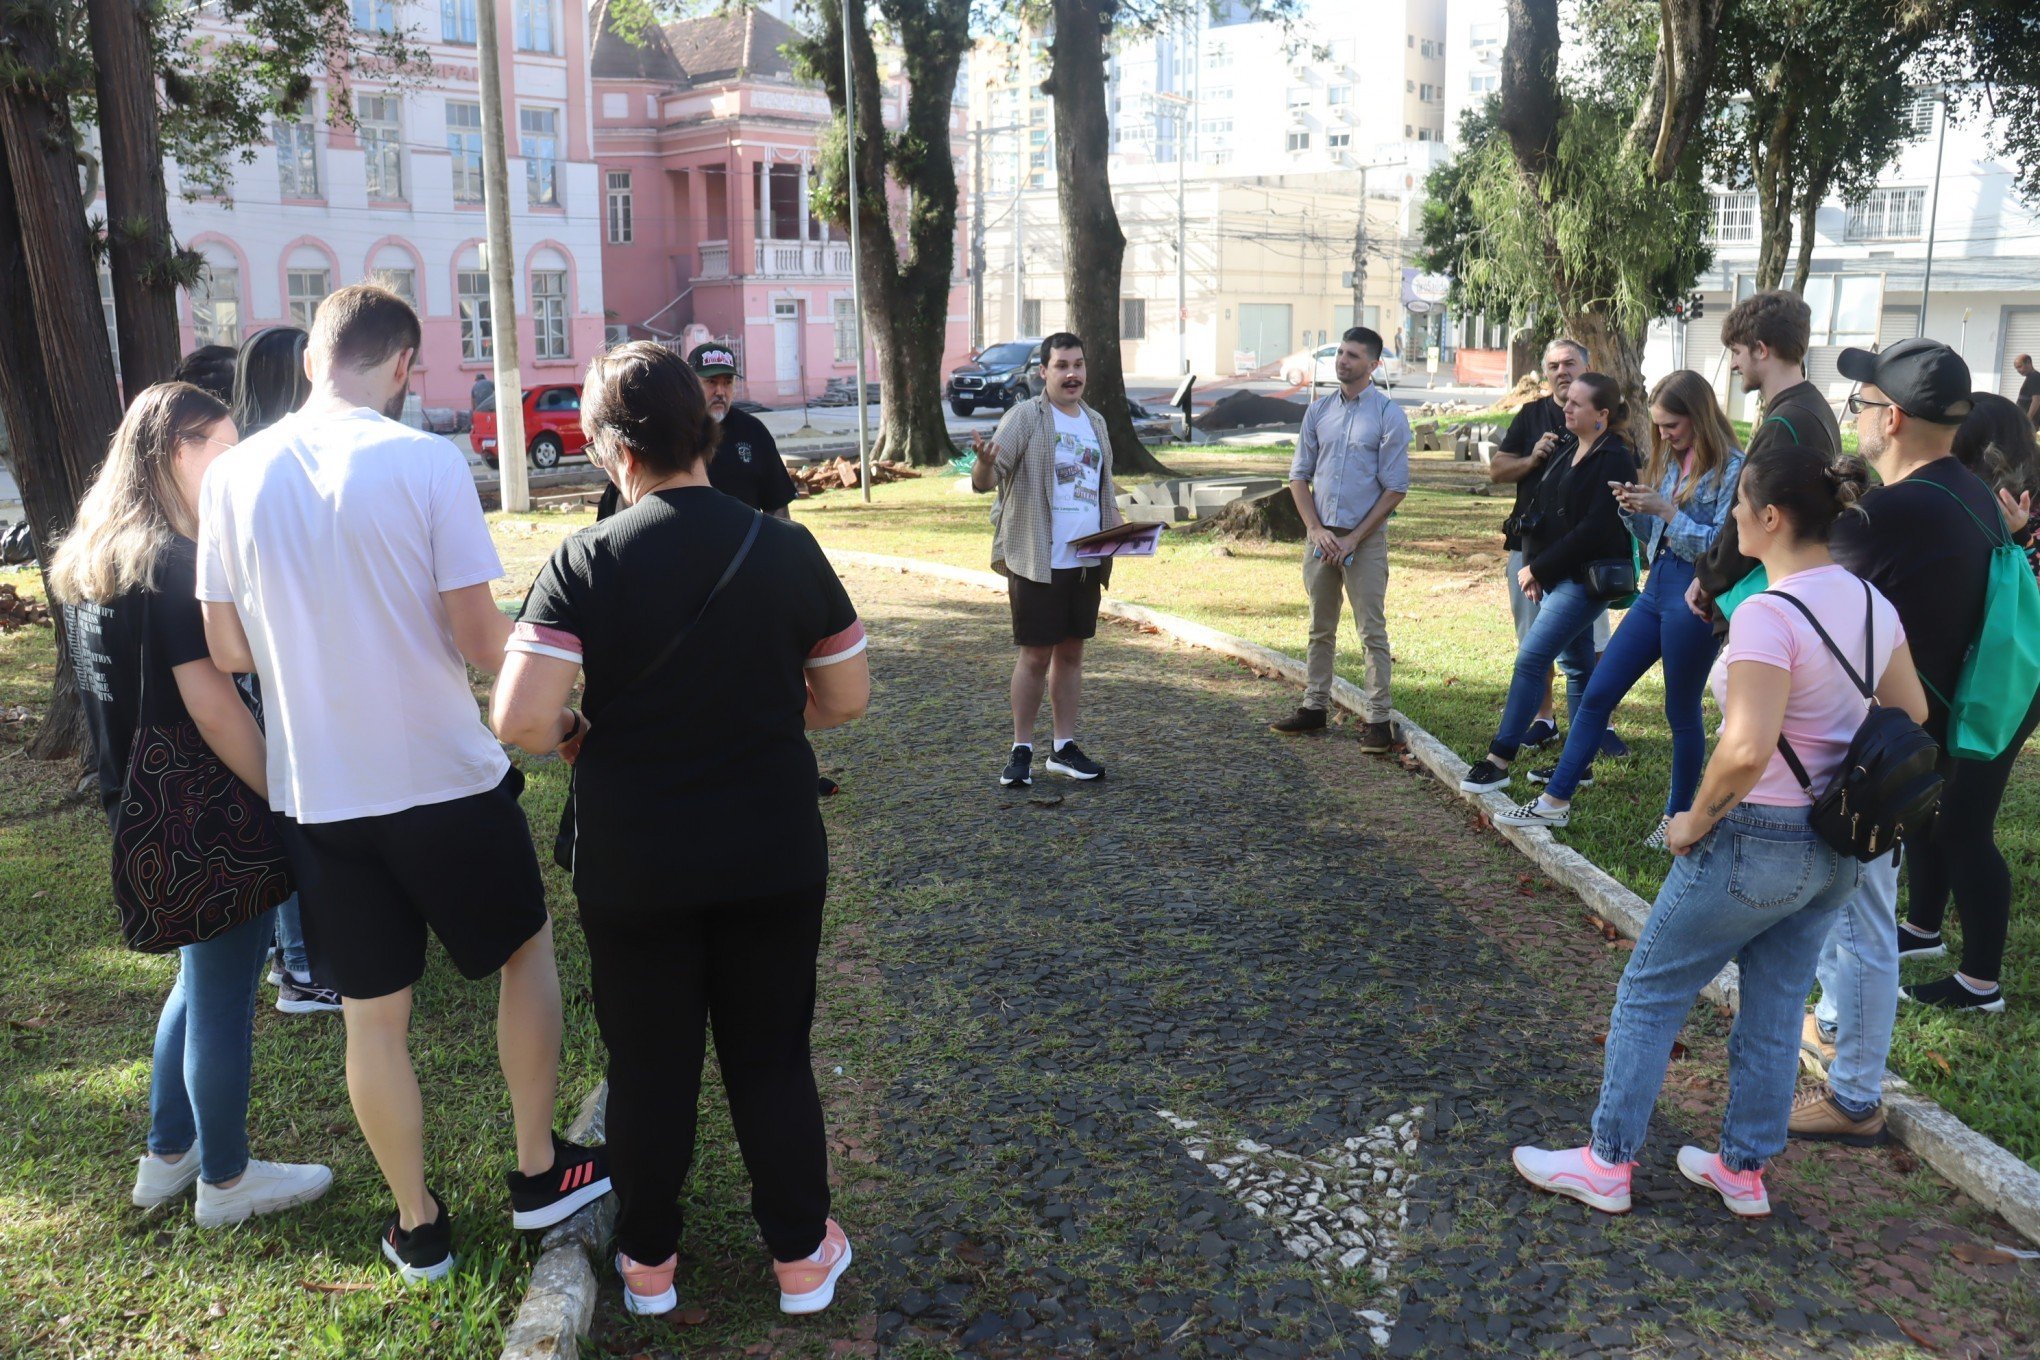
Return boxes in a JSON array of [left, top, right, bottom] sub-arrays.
[[1512, 444, 1927, 1220]]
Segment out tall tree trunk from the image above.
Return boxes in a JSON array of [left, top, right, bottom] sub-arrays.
[[89, 0, 181, 394], [0, 1, 127, 762], [1751, 94, 1801, 291], [1046, 0, 1168, 477], [808, 0, 968, 468], [1568, 305, 1651, 452]]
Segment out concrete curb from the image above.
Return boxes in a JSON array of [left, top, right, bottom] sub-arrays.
[[826, 547, 2040, 1247], [500, 1083, 613, 1360]]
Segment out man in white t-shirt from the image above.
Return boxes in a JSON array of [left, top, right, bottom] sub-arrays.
[[970, 333, 1123, 788], [198, 285, 607, 1283]]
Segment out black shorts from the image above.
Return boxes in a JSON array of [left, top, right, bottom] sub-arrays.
[[1008, 566, 1105, 647], [277, 767, 550, 1000]]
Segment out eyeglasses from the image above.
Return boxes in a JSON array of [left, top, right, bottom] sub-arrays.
[[182, 434, 237, 451], [1844, 393, 1893, 415]]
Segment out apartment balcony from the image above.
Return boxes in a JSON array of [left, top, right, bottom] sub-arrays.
[[691, 238, 853, 282]]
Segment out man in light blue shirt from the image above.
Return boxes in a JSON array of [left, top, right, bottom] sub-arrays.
[[1272, 326, 1412, 751]]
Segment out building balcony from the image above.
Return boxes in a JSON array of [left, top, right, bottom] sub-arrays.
[[691, 238, 853, 282]]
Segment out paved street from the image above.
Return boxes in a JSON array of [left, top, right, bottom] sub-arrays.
[[777, 564, 2035, 1359]]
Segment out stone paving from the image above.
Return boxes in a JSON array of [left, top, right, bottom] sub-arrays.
[[593, 564, 2038, 1359]]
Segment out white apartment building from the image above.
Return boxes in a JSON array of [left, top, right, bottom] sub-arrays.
[[965, 0, 1454, 376], [1652, 96, 2040, 411], [1443, 0, 1504, 145]]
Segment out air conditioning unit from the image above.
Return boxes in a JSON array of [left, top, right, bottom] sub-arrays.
[[1291, 63, 1312, 81], [604, 324, 629, 347]]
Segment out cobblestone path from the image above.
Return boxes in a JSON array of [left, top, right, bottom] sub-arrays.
[[799, 566, 2037, 1360]]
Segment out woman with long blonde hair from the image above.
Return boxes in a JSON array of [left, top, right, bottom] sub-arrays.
[[49, 382, 332, 1226], [1497, 369, 1744, 844]]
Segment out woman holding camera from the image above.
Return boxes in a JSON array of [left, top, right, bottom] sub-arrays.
[[1498, 370, 1742, 841], [1461, 372, 1639, 794]]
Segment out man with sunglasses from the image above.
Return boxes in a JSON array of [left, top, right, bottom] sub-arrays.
[[1788, 337, 1996, 1149]]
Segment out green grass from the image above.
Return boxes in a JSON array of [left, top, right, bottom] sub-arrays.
[[0, 556, 892, 1360], [782, 448, 2039, 1169]]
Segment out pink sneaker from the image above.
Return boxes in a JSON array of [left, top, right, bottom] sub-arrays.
[[615, 1251, 677, 1315], [1676, 1145, 1771, 1218], [773, 1218, 852, 1314], [1511, 1144, 1634, 1214]]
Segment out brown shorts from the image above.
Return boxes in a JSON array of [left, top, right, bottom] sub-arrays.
[[1008, 566, 1104, 647]]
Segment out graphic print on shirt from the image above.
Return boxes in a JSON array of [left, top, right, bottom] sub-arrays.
[[1048, 410, 1105, 569]]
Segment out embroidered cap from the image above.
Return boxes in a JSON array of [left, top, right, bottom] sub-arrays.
[[687, 343, 740, 378]]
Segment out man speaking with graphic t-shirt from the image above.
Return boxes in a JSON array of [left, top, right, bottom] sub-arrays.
[[970, 332, 1122, 789]]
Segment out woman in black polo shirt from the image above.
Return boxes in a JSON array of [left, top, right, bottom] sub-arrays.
[[493, 342, 870, 1318]]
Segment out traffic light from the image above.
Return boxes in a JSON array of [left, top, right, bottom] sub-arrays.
[[1687, 291, 1705, 324]]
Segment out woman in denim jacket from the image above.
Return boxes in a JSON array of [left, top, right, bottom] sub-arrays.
[[1499, 371, 1744, 846]]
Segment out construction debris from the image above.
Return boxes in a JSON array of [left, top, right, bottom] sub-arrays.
[[790, 457, 923, 497], [0, 582, 51, 631]]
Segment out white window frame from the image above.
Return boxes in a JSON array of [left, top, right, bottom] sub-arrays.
[[457, 269, 493, 360], [521, 106, 560, 206], [1327, 131, 1352, 150], [286, 268, 330, 328], [1285, 130, 1310, 153], [1709, 190, 1757, 244], [447, 101, 484, 204], [532, 269, 569, 360], [359, 94, 403, 201], [275, 118, 318, 198], [1845, 187, 1925, 242], [191, 265, 240, 347], [606, 170, 634, 244], [441, 0, 477, 44], [515, 0, 557, 54], [832, 296, 858, 363], [372, 266, 417, 310], [352, 0, 393, 32]]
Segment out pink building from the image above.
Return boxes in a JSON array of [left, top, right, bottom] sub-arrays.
[[159, 0, 609, 415], [589, 5, 971, 404]]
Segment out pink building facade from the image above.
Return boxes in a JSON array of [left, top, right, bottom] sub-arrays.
[[589, 6, 971, 405], [155, 0, 608, 414]]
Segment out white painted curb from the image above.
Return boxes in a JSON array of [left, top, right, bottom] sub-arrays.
[[500, 1083, 613, 1360], [826, 547, 2040, 1246]]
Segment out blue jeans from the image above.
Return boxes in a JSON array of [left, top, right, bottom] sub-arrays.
[[1541, 554, 1720, 810], [1489, 580, 1606, 761], [1812, 852, 1902, 1113], [148, 907, 274, 1184], [273, 893, 309, 980], [1590, 805, 1861, 1172]]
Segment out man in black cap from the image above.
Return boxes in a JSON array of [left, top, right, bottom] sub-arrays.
[[596, 342, 798, 521], [1790, 336, 1997, 1149]]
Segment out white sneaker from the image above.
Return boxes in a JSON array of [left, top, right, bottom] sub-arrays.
[[132, 1151, 203, 1209], [193, 1158, 334, 1227], [1495, 797, 1570, 829]]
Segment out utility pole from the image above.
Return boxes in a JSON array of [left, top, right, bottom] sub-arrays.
[[477, 0, 529, 511], [842, 14, 870, 502], [1153, 89, 1193, 375], [1918, 87, 1949, 337], [970, 122, 986, 351]]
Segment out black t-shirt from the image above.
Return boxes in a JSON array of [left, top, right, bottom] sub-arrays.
[[1497, 397, 1565, 550], [594, 408, 798, 520], [1830, 457, 1997, 745], [518, 487, 862, 912], [2020, 372, 2040, 427], [68, 537, 212, 816]]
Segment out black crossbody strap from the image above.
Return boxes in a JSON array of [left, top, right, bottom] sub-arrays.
[[1760, 582, 1877, 791], [610, 510, 762, 705]]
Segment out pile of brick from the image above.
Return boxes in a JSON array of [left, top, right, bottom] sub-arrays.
[[0, 582, 50, 631], [791, 457, 922, 497]]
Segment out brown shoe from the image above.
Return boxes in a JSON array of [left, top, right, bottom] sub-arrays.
[[1788, 1085, 1888, 1147], [1800, 1013, 1836, 1065], [1357, 720, 1395, 753]]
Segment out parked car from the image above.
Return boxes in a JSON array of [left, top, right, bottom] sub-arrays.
[[1278, 344, 1403, 390], [945, 338, 1045, 417], [470, 384, 589, 468]]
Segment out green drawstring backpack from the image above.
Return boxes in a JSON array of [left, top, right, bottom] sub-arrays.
[[1909, 481, 2040, 760]]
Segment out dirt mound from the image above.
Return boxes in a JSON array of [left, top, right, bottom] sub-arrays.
[[1192, 391, 1309, 432]]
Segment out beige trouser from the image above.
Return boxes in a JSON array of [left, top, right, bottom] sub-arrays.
[[1301, 526, 1392, 721]]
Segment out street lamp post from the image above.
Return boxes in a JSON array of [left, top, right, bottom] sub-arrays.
[[1918, 87, 1950, 337], [841, 22, 870, 501], [1152, 89, 1195, 376]]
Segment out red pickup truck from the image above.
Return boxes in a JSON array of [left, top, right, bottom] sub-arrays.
[[471, 383, 589, 468]]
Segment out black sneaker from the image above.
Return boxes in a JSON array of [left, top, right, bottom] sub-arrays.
[[1000, 745, 1033, 788], [276, 976, 343, 1014], [382, 1192, 456, 1285], [1897, 925, 1947, 960], [1459, 758, 1510, 793], [1522, 717, 1559, 749], [1527, 765, 1592, 788], [817, 775, 840, 797], [1271, 706, 1328, 735], [1045, 741, 1104, 781], [507, 1133, 612, 1231], [1901, 975, 2006, 1013]]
